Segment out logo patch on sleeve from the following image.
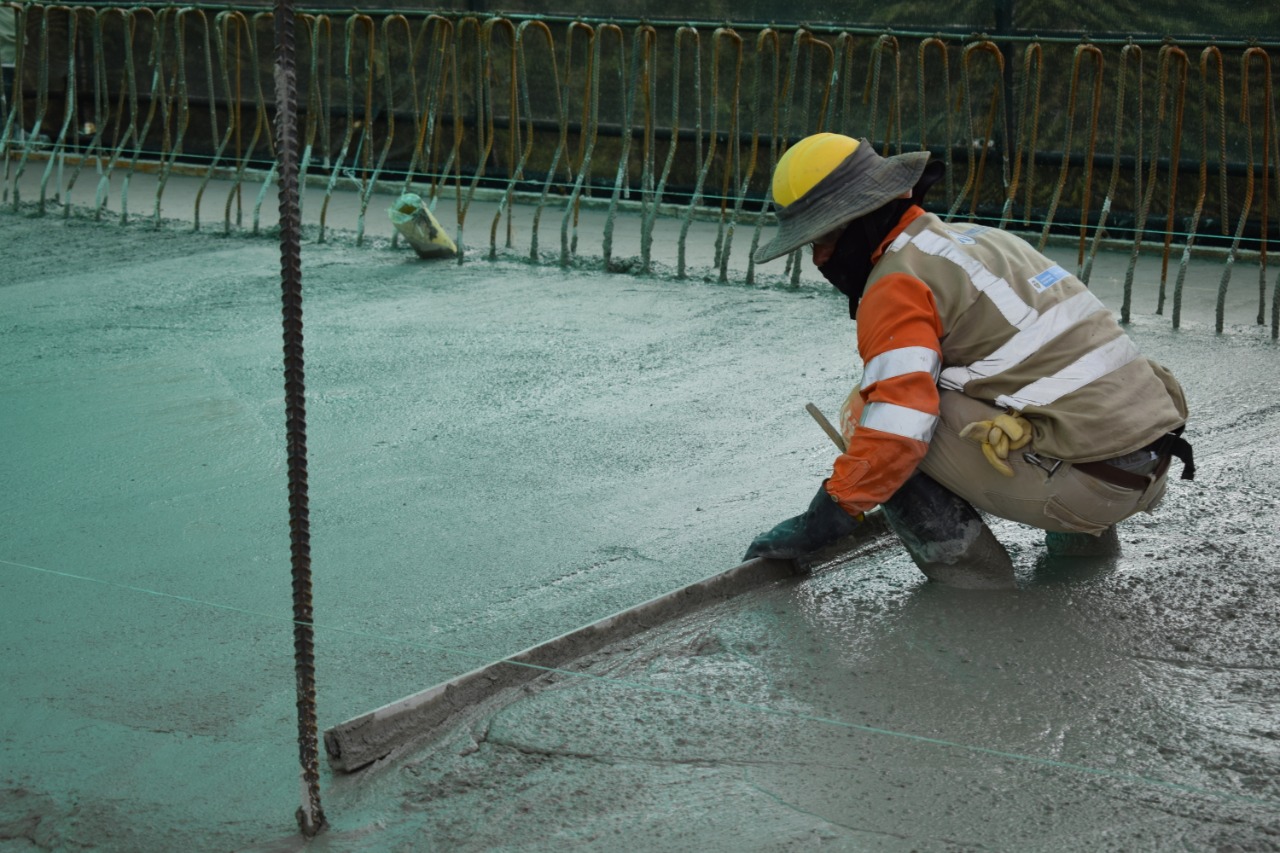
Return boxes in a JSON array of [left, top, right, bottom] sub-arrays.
[[1029, 264, 1070, 291]]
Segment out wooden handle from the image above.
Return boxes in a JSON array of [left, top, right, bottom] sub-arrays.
[[805, 402, 847, 453]]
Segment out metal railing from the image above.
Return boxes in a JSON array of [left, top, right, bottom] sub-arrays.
[[3, 5, 1278, 335]]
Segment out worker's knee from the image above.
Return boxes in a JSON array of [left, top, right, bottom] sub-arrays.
[[881, 474, 1015, 589]]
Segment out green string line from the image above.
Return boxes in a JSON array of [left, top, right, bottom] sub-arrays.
[[0, 555, 496, 663], [2, 555, 1277, 810], [946, 209, 1277, 253]]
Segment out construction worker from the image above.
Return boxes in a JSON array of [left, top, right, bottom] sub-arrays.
[[744, 132, 1194, 588]]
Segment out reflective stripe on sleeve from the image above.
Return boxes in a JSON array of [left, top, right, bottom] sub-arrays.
[[859, 401, 938, 443], [861, 345, 942, 387], [939, 290, 1109, 390], [995, 334, 1141, 411], [905, 230, 1038, 330]]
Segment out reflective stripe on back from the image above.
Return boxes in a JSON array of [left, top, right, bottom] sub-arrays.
[[995, 334, 1141, 411], [904, 230, 1039, 329], [859, 401, 938, 443], [939, 290, 1110, 390], [861, 345, 942, 387]]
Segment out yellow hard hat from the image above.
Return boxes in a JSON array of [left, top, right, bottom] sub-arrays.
[[754, 133, 931, 264], [770, 133, 860, 208]]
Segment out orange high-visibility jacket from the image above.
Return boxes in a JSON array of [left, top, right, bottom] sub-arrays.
[[826, 206, 1188, 516]]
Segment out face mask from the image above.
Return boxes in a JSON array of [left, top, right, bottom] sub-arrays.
[[818, 197, 912, 318], [817, 160, 945, 318]]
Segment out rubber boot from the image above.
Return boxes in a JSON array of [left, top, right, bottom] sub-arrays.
[[1045, 525, 1121, 558], [880, 473, 1016, 589]]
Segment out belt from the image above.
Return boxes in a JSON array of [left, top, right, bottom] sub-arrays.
[[1073, 456, 1168, 491], [1071, 429, 1195, 491]]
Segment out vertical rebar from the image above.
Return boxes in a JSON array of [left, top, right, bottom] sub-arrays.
[[866, 35, 899, 153], [484, 17, 519, 258], [1072, 45, 1103, 272], [153, 8, 194, 227], [1018, 42, 1044, 225], [1119, 42, 1151, 324], [63, 7, 107, 218], [316, 15, 366, 244], [505, 19, 550, 258], [1036, 43, 1102, 254], [93, 8, 138, 221], [272, 0, 325, 836], [248, 11, 279, 233], [353, 14, 406, 245], [947, 41, 1003, 223], [529, 19, 572, 261], [1171, 47, 1219, 330], [560, 21, 599, 267], [602, 23, 645, 268], [1155, 46, 1189, 315], [675, 26, 708, 278], [1239, 47, 1271, 328], [1082, 43, 1138, 287], [120, 8, 167, 225], [1214, 47, 1267, 334], [917, 38, 954, 208], [717, 28, 752, 283], [640, 25, 691, 273], [994, 0, 1016, 163], [744, 28, 781, 286], [224, 11, 266, 233], [777, 28, 805, 284], [193, 10, 235, 231], [998, 40, 1033, 227]]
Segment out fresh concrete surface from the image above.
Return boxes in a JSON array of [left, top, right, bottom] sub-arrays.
[[2, 193, 1278, 850]]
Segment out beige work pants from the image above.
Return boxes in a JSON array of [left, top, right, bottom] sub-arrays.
[[917, 391, 1167, 535]]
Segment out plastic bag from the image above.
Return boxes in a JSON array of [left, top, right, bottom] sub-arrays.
[[388, 193, 457, 259]]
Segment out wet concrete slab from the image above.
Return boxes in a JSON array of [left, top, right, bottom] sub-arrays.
[[296, 307, 1280, 851], [2, 194, 1279, 849], [313, 538, 1280, 851]]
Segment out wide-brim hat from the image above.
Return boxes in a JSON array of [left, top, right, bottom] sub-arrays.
[[753, 141, 931, 264]]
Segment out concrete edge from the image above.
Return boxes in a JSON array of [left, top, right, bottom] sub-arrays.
[[323, 513, 895, 773]]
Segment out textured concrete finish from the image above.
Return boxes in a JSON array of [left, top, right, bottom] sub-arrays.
[[324, 521, 893, 772], [1, 206, 1278, 850]]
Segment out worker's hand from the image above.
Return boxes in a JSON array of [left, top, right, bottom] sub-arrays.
[[744, 481, 862, 561]]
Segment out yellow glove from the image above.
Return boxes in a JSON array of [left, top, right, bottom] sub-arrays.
[[959, 412, 1033, 477]]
